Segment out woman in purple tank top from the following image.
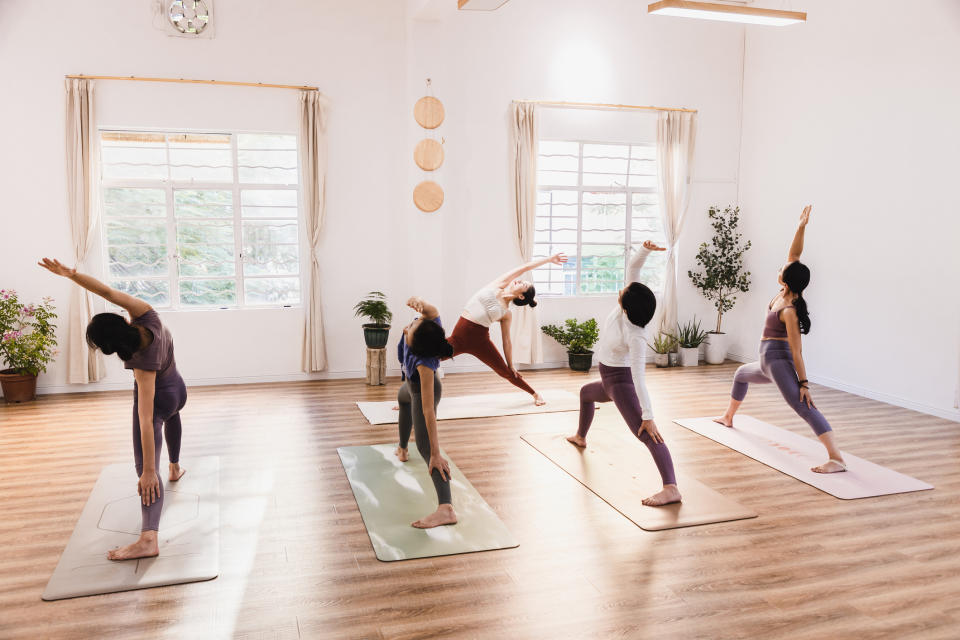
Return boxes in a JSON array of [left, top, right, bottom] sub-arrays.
[[40, 258, 188, 560], [712, 207, 846, 474]]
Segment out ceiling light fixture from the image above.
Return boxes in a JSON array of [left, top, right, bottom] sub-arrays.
[[647, 1, 806, 26]]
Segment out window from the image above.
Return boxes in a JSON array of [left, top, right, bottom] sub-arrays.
[[533, 141, 667, 296], [99, 131, 301, 308]]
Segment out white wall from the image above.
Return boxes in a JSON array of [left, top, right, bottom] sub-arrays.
[[406, 0, 745, 370], [0, 0, 410, 393], [735, 0, 960, 420]]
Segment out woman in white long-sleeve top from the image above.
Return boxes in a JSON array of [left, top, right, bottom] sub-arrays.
[[566, 241, 681, 506]]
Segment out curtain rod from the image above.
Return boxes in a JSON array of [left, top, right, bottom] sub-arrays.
[[65, 75, 319, 91], [514, 99, 696, 113]]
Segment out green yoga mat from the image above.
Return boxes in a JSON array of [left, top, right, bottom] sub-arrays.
[[337, 444, 518, 561]]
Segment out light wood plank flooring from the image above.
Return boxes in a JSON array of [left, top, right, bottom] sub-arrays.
[[1, 364, 958, 639]]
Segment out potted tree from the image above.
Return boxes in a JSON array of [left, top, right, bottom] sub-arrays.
[[353, 291, 393, 349], [675, 318, 709, 367], [0, 290, 58, 403], [650, 332, 677, 368], [541, 318, 599, 372], [688, 205, 752, 364]]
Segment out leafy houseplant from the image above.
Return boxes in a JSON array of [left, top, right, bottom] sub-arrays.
[[353, 291, 393, 349], [541, 318, 600, 372], [688, 205, 752, 364], [675, 318, 709, 367], [650, 332, 678, 368], [0, 290, 58, 403]]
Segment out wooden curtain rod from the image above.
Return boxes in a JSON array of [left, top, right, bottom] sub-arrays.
[[65, 75, 319, 91], [514, 99, 697, 113]]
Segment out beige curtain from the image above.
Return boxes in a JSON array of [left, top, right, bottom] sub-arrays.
[[656, 110, 697, 334], [300, 90, 330, 372], [509, 102, 543, 364], [65, 78, 105, 383]]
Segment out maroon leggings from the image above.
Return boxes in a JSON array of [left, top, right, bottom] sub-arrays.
[[447, 317, 536, 395]]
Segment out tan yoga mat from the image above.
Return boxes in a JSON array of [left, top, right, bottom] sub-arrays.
[[521, 429, 756, 531], [338, 444, 518, 561], [357, 388, 580, 425], [674, 416, 934, 499], [42, 457, 219, 601]]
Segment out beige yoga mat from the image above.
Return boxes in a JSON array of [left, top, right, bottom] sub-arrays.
[[521, 429, 756, 531], [357, 388, 580, 425], [338, 444, 518, 561], [42, 457, 219, 601], [674, 416, 934, 499]]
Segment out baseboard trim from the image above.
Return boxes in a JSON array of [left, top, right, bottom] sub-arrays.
[[723, 351, 959, 424]]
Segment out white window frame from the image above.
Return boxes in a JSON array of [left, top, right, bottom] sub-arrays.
[[535, 139, 662, 298], [98, 128, 305, 311]]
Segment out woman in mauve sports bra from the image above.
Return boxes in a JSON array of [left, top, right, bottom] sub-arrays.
[[713, 206, 846, 474], [447, 252, 567, 406]]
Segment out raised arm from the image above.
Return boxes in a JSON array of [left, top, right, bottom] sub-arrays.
[[406, 296, 439, 320], [39, 258, 152, 319], [788, 205, 812, 262], [488, 253, 567, 289], [628, 240, 666, 283]]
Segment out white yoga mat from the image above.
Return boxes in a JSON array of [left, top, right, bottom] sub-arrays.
[[357, 388, 580, 425], [674, 416, 933, 500], [338, 444, 518, 561], [42, 456, 220, 600]]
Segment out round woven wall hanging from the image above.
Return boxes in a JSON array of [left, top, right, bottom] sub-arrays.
[[413, 138, 444, 171], [414, 96, 445, 129], [413, 180, 444, 213]]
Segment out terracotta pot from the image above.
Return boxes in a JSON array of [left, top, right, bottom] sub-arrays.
[[0, 369, 38, 403]]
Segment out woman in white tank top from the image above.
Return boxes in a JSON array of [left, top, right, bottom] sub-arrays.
[[447, 252, 567, 405]]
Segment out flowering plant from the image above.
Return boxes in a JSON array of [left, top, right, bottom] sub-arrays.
[[0, 289, 58, 376]]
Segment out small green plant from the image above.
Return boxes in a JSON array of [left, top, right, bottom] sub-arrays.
[[541, 318, 599, 354], [0, 290, 58, 376], [675, 318, 709, 349], [353, 291, 392, 327], [688, 205, 752, 334], [650, 331, 678, 355]]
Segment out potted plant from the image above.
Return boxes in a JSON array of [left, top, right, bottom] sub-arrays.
[[353, 291, 392, 349], [675, 318, 709, 367], [541, 318, 599, 372], [688, 205, 752, 364], [0, 290, 58, 403], [650, 332, 677, 368]]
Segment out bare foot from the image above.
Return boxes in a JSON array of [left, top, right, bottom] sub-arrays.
[[533, 393, 546, 406], [169, 463, 185, 482], [107, 533, 159, 561], [712, 415, 734, 428], [811, 459, 847, 474], [412, 504, 457, 528], [566, 434, 587, 448], [641, 484, 682, 507], [395, 446, 409, 462], [391, 405, 399, 411]]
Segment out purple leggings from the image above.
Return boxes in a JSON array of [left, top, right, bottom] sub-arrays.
[[578, 363, 677, 486], [731, 340, 832, 436], [132, 375, 187, 532]]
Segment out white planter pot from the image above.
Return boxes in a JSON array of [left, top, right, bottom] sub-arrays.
[[653, 353, 669, 368], [705, 332, 728, 365], [679, 347, 699, 367]]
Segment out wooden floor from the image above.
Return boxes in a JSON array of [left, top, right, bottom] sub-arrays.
[[2, 364, 959, 639]]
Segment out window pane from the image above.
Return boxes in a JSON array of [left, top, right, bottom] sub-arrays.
[[238, 134, 298, 184], [237, 134, 296, 150], [243, 244, 299, 276], [580, 244, 625, 269], [539, 140, 579, 156], [537, 169, 578, 186], [106, 219, 167, 245], [110, 279, 169, 306], [174, 190, 233, 218], [242, 221, 298, 246], [168, 133, 233, 182], [628, 175, 658, 189], [178, 219, 234, 245], [629, 158, 657, 176], [108, 245, 168, 278], [103, 188, 166, 217], [630, 144, 656, 160], [538, 153, 579, 172], [241, 189, 298, 218], [584, 143, 629, 158], [179, 245, 235, 277], [244, 277, 301, 305], [179, 279, 236, 306]]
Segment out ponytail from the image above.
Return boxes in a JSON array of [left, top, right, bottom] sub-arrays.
[[793, 293, 811, 335], [782, 261, 812, 335]]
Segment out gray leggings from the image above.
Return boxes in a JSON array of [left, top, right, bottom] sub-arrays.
[[731, 340, 832, 436], [397, 377, 451, 505]]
